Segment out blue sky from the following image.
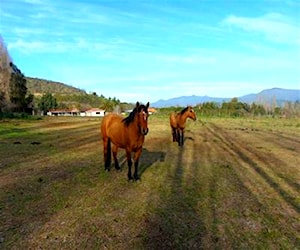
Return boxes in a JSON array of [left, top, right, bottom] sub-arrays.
[[1, 0, 299, 103]]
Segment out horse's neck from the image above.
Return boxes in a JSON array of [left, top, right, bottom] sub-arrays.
[[127, 118, 143, 138], [181, 112, 190, 122], [177, 112, 189, 127]]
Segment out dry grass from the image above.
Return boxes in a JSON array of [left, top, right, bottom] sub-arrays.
[[0, 115, 299, 249]]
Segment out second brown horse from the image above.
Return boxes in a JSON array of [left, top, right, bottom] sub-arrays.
[[101, 102, 150, 181], [170, 106, 197, 146]]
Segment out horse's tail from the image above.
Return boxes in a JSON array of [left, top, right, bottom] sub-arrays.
[[105, 137, 111, 171]]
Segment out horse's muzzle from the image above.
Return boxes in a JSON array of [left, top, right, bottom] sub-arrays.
[[141, 128, 149, 135]]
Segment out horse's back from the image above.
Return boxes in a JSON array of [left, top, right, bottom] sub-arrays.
[[101, 113, 123, 138], [101, 113, 131, 149]]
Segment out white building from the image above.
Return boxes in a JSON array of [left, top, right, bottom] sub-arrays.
[[84, 108, 105, 117], [47, 108, 105, 117]]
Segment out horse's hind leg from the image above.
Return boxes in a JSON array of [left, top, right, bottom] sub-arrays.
[[172, 127, 177, 142], [112, 145, 121, 170]]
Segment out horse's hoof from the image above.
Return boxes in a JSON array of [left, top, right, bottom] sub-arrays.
[[134, 175, 141, 181], [105, 168, 110, 172], [128, 178, 134, 182], [115, 164, 121, 170]]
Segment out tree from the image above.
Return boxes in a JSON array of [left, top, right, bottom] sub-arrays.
[[9, 62, 27, 112], [199, 102, 220, 116], [0, 36, 13, 110], [38, 93, 58, 114], [0, 91, 5, 112], [250, 103, 266, 116]]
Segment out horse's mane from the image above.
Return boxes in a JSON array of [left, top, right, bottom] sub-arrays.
[[122, 104, 148, 126], [180, 106, 190, 115]]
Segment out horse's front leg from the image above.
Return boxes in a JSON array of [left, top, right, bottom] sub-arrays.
[[178, 129, 184, 146], [103, 137, 111, 171], [126, 150, 133, 181], [112, 144, 121, 170], [133, 149, 142, 181]]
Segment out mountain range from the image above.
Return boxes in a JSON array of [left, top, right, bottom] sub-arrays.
[[152, 88, 300, 108]]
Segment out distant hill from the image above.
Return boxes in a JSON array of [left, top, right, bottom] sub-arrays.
[[152, 95, 231, 108], [239, 88, 300, 105], [152, 88, 300, 108], [26, 77, 86, 96]]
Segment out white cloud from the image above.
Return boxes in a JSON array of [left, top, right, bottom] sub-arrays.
[[13, 27, 46, 36], [23, 0, 45, 4], [8, 39, 46, 52], [222, 13, 300, 45]]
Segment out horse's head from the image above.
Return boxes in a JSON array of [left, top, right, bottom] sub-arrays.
[[136, 101, 150, 135], [187, 106, 197, 121]]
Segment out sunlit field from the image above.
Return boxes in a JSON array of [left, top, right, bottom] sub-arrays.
[[0, 115, 299, 249]]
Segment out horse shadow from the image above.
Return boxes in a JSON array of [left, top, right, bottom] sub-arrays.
[[115, 148, 166, 178], [139, 148, 166, 177]]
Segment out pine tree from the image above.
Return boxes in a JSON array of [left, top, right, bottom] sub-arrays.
[[0, 36, 12, 111], [9, 62, 27, 112]]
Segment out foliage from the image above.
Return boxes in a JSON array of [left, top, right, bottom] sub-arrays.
[[26, 77, 126, 112], [26, 77, 86, 95], [158, 98, 300, 118], [9, 63, 29, 112], [250, 103, 266, 116], [0, 37, 33, 113], [0, 36, 12, 110], [197, 98, 298, 118], [38, 93, 58, 114]]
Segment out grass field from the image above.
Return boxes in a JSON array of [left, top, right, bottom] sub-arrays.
[[0, 115, 299, 249]]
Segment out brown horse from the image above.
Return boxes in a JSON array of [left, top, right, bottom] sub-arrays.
[[170, 106, 196, 146], [101, 102, 150, 181]]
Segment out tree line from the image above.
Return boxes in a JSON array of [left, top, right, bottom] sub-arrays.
[[198, 97, 300, 118], [36, 92, 131, 115], [159, 98, 300, 118]]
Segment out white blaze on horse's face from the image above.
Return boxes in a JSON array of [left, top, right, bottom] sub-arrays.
[[142, 111, 148, 121], [139, 109, 149, 135]]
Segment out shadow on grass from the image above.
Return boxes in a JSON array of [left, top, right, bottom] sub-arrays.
[[139, 148, 166, 178], [143, 140, 206, 249], [102, 148, 166, 181]]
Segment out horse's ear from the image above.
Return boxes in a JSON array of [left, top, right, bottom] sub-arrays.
[[146, 102, 150, 108], [136, 102, 140, 108]]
